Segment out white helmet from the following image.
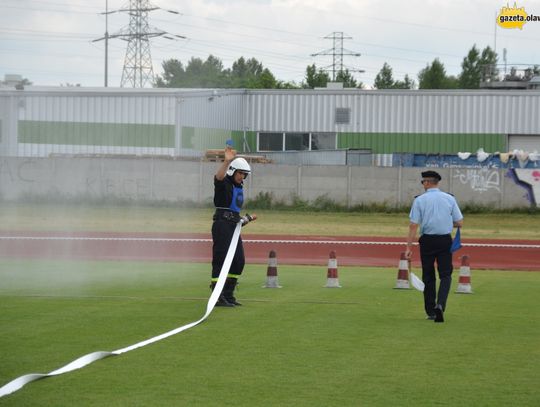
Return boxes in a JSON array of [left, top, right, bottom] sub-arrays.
[[226, 157, 251, 177]]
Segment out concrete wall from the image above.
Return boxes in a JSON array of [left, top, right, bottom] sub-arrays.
[[0, 157, 538, 208]]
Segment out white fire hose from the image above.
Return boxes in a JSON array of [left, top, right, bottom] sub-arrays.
[[0, 221, 245, 398]]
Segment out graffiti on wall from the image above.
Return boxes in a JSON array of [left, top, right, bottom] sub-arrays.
[[0, 158, 152, 200], [454, 168, 501, 193], [510, 169, 540, 207], [85, 177, 151, 199], [0, 158, 40, 183]]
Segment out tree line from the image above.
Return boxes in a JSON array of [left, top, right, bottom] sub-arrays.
[[155, 45, 501, 90], [154, 55, 360, 89]]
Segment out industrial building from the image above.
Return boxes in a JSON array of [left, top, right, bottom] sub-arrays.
[[1, 86, 539, 208], [1, 87, 539, 163]]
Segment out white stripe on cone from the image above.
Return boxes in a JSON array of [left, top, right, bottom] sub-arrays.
[[325, 251, 341, 288], [263, 250, 282, 288], [456, 255, 473, 294], [394, 253, 410, 289]]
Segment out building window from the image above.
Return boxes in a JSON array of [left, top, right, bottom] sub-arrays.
[[311, 133, 336, 150], [285, 133, 309, 151], [258, 132, 336, 151], [258, 132, 283, 151]]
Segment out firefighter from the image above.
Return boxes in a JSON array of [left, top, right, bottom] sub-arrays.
[[211, 145, 256, 306]]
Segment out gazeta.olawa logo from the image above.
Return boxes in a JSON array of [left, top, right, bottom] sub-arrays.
[[497, 2, 540, 29]]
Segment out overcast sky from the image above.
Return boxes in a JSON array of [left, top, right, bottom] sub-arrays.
[[1, 0, 539, 88]]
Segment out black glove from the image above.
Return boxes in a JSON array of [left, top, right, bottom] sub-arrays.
[[240, 213, 254, 226]]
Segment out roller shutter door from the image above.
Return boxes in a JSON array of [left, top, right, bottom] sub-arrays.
[[508, 135, 540, 152]]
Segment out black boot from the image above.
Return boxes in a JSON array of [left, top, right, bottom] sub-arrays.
[[210, 282, 234, 307], [224, 277, 242, 306]]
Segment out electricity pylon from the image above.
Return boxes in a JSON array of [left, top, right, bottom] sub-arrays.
[[311, 32, 363, 80], [93, 0, 184, 88]]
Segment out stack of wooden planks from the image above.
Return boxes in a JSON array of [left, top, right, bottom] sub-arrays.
[[203, 149, 272, 163]]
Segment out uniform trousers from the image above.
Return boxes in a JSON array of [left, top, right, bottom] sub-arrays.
[[418, 234, 453, 315], [211, 219, 245, 279]]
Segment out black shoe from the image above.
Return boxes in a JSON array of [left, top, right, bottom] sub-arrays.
[[426, 314, 436, 320], [434, 305, 444, 323], [215, 296, 235, 307], [224, 294, 242, 306]]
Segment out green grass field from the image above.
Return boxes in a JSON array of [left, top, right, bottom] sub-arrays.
[[1, 203, 539, 405], [1, 260, 539, 406], [1, 203, 539, 239]]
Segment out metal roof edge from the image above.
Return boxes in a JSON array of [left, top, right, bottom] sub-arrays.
[[1, 86, 540, 98]]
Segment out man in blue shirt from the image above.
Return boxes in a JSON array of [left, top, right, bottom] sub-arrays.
[[405, 170, 463, 322]]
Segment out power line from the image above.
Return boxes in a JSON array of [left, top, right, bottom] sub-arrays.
[[0, 28, 95, 38], [92, 0, 185, 88], [311, 32, 364, 81], [1, 3, 100, 15]]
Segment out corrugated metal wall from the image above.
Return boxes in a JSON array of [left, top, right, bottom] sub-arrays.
[[5, 90, 177, 156], [0, 96, 7, 156], [18, 93, 176, 124], [177, 91, 245, 130], [245, 90, 540, 134], [0, 94, 18, 156], [1, 88, 540, 158]]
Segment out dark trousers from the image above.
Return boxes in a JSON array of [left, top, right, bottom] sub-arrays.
[[211, 220, 245, 279], [419, 234, 453, 315]]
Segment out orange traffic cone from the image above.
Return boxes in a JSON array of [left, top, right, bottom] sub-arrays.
[[455, 255, 473, 294], [394, 252, 410, 289], [324, 251, 341, 288], [263, 250, 282, 288]]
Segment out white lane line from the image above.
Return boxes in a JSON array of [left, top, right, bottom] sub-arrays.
[[1, 236, 539, 249]]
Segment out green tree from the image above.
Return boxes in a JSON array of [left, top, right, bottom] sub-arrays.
[[394, 74, 415, 89], [459, 45, 481, 88], [335, 69, 359, 88], [276, 80, 301, 89], [374, 63, 395, 89], [200, 55, 227, 87], [303, 64, 330, 88], [155, 59, 184, 87], [155, 56, 227, 88], [479, 46, 498, 82], [256, 68, 277, 88], [231, 57, 266, 88], [155, 55, 280, 89], [445, 75, 460, 89], [457, 45, 499, 88], [374, 63, 414, 89], [418, 58, 458, 89]]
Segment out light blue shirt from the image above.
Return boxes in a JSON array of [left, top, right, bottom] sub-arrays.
[[409, 188, 463, 235]]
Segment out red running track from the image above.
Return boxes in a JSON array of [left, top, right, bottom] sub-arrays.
[[0, 231, 539, 271]]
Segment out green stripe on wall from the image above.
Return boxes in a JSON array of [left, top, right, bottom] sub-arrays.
[[18, 122, 505, 155], [338, 133, 505, 154], [231, 130, 257, 153], [180, 127, 255, 152], [18, 121, 175, 148], [181, 126, 195, 149], [181, 127, 232, 150]]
